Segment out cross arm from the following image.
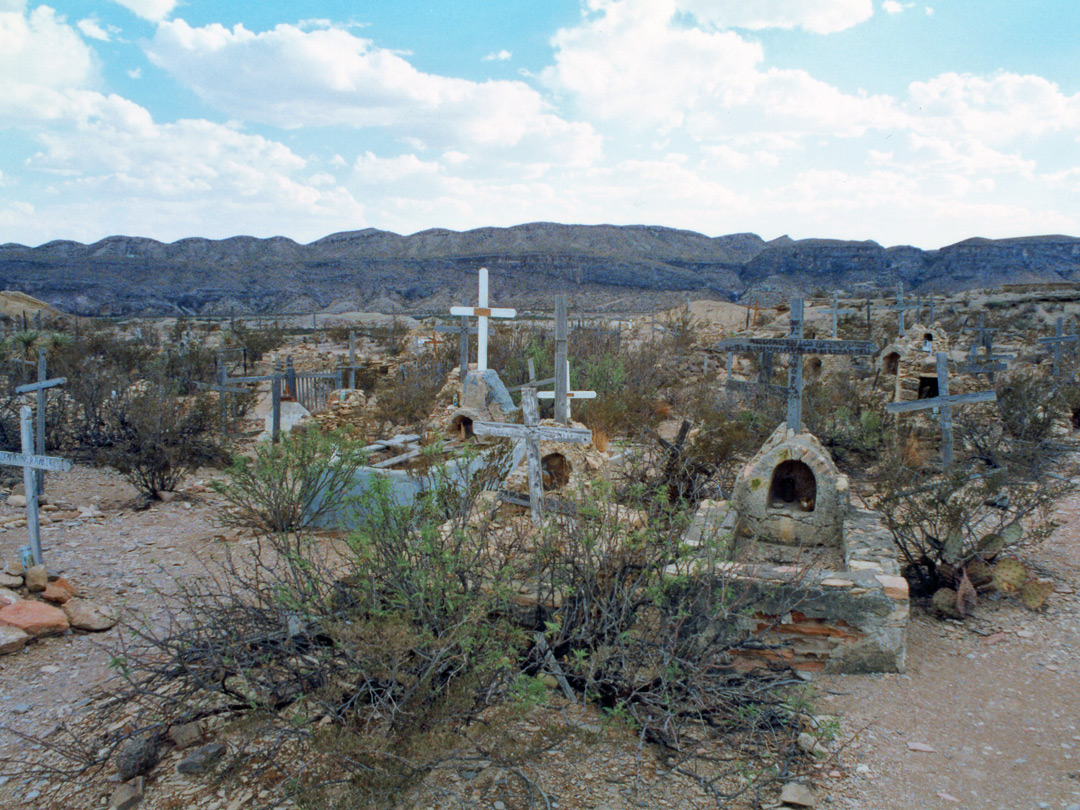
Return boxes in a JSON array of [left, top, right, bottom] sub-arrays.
[[0, 450, 73, 472], [450, 306, 517, 318], [472, 420, 592, 443], [15, 377, 67, 394], [725, 337, 878, 356], [885, 391, 997, 413]]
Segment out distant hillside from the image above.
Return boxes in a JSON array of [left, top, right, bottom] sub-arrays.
[[1, 223, 1078, 316]]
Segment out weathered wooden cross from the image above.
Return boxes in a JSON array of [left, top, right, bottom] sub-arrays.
[[885, 352, 997, 467], [536, 296, 596, 424], [434, 316, 479, 379], [1038, 317, 1078, 378], [722, 349, 784, 403], [956, 343, 1008, 380], [0, 407, 73, 565], [719, 299, 877, 431], [891, 283, 919, 337], [15, 348, 66, 495], [450, 267, 516, 371], [970, 313, 998, 354], [472, 386, 591, 524], [194, 361, 249, 433], [830, 292, 857, 338]]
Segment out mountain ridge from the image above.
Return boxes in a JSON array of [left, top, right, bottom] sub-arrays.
[[2, 223, 1078, 316]]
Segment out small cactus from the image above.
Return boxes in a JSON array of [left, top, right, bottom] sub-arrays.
[[964, 558, 993, 590], [992, 558, 1028, 594], [999, 522, 1023, 546], [1020, 579, 1054, 611], [974, 532, 1005, 560], [932, 588, 962, 618]]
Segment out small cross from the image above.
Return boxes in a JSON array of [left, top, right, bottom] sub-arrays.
[[830, 292, 857, 339], [450, 267, 516, 371], [0, 407, 73, 565], [891, 283, 918, 337], [434, 317, 479, 379], [1037, 316, 1078, 378], [472, 388, 591, 524], [886, 353, 997, 467], [14, 349, 66, 495]]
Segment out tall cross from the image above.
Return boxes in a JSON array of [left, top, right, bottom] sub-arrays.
[[472, 387, 591, 524], [886, 353, 997, 468], [1038, 317, 1078, 378], [538, 359, 596, 423], [450, 267, 516, 371], [434, 316, 479, 379], [718, 299, 877, 431], [830, 292, 857, 339], [15, 349, 66, 495], [891, 283, 918, 337], [0, 407, 73, 565]]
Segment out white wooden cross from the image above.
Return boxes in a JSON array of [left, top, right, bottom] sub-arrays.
[[472, 387, 591, 524], [885, 353, 997, 468], [15, 348, 66, 495], [0, 407, 73, 565], [450, 267, 516, 371], [538, 359, 596, 423]]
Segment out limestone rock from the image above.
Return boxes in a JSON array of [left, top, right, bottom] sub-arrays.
[[111, 779, 144, 810], [176, 741, 227, 775], [4, 558, 24, 577], [24, 565, 47, 592], [0, 587, 21, 607], [780, 781, 816, 807], [0, 573, 22, 588], [6, 494, 26, 508], [63, 598, 119, 632], [0, 600, 68, 637], [168, 721, 205, 750], [0, 625, 30, 654]]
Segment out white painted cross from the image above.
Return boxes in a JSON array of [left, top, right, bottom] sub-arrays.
[[472, 388, 591, 524], [450, 267, 517, 371], [0, 407, 73, 565]]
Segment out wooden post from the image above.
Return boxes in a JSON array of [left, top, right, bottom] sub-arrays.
[[272, 358, 282, 443], [554, 295, 569, 425], [786, 299, 805, 431], [522, 387, 544, 524], [348, 330, 357, 389], [35, 349, 46, 494], [457, 315, 469, 377], [936, 352, 953, 468], [21, 408, 41, 564]]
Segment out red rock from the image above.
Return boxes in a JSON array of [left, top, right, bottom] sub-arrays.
[[41, 578, 77, 604], [0, 600, 69, 637]]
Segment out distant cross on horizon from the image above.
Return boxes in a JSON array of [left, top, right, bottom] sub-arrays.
[[450, 267, 516, 371]]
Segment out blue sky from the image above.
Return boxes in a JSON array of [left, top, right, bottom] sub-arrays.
[[1, 0, 1078, 249]]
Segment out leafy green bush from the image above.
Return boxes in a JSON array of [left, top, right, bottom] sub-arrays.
[[211, 428, 369, 533]]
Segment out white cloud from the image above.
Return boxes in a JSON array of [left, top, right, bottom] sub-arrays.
[[882, 1, 913, 14], [144, 19, 602, 164], [109, 0, 176, 22], [483, 49, 511, 62], [127, 67, 141, 79], [678, 0, 874, 34], [77, 18, 110, 41]]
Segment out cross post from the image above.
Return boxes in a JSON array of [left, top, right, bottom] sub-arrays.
[[450, 267, 516, 371], [434, 316, 479, 378], [0, 407, 73, 565], [1038, 317, 1078, 378], [885, 353, 997, 468]]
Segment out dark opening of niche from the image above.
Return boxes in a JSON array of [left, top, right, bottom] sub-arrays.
[[541, 453, 570, 490], [918, 376, 939, 399], [883, 352, 900, 375], [450, 414, 474, 439], [1072, 406, 1080, 430], [923, 333, 933, 342], [767, 460, 817, 513]]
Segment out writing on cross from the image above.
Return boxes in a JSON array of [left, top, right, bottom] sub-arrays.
[[450, 267, 516, 371]]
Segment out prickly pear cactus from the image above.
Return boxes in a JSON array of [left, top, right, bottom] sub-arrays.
[[999, 522, 1023, 546], [974, 533, 1005, 560], [964, 558, 993, 589], [1020, 579, 1054, 611], [932, 588, 962, 618], [943, 529, 965, 565], [992, 558, 1028, 594]]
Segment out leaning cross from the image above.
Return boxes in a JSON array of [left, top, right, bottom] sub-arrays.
[[450, 267, 516, 371], [886, 353, 997, 468], [471, 387, 591, 524], [15, 348, 66, 495], [719, 299, 877, 431], [0, 407, 73, 566], [434, 316, 479, 379], [1038, 317, 1078, 378]]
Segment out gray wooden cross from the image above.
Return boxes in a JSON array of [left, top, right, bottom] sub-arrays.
[[956, 343, 1008, 380], [1038, 317, 1078, 378], [434, 317, 479, 379], [885, 352, 997, 467], [830, 292, 857, 338], [970, 313, 998, 354], [15, 349, 66, 495], [719, 299, 877, 431], [891, 283, 918, 337], [0, 407, 73, 565], [723, 349, 784, 402], [472, 387, 591, 524], [194, 361, 249, 433]]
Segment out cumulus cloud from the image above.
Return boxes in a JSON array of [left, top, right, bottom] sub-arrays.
[[483, 49, 512, 62], [109, 0, 176, 22], [77, 18, 110, 41], [144, 20, 602, 163], [679, 0, 874, 34], [882, 1, 913, 14]]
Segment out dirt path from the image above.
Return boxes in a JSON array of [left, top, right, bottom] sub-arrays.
[[820, 491, 1080, 810]]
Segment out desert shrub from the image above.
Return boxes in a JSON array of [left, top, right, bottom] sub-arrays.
[[96, 385, 228, 498], [220, 320, 286, 364], [372, 340, 459, 429], [211, 428, 369, 533]]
